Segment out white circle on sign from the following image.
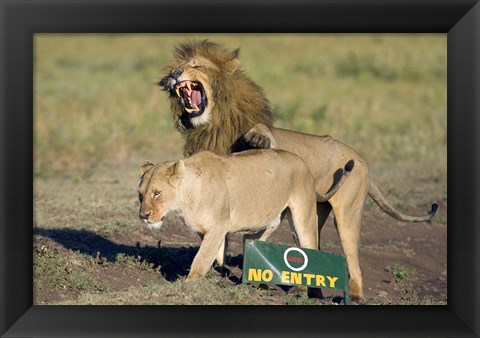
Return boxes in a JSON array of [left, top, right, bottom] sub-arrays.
[[283, 247, 309, 272]]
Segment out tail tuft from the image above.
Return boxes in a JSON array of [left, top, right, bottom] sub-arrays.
[[431, 203, 439, 214], [344, 159, 355, 173]]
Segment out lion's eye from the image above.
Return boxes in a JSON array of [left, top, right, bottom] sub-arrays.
[[153, 191, 162, 198], [138, 193, 143, 203]]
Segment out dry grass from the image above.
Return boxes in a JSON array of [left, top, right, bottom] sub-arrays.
[[34, 34, 446, 176]]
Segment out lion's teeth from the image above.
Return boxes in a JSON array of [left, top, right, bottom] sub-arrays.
[[185, 108, 195, 113], [186, 82, 192, 90], [192, 103, 199, 110], [175, 87, 181, 97]]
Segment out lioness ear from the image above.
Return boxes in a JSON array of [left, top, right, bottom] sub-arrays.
[[168, 160, 185, 186], [226, 48, 241, 74], [138, 160, 154, 177], [172, 160, 185, 178]]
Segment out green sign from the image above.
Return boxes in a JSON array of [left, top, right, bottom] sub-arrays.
[[242, 240, 350, 304]]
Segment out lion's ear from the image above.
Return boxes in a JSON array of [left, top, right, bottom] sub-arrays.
[[138, 160, 154, 177], [231, 48, 240, 59], [226, 48, 241, 74]]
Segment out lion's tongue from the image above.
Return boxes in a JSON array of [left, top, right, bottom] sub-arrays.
[[191, 90, 202, 109]]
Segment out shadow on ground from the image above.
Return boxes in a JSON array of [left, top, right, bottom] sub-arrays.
[[33, 227, 206, 281], [34, 227, 246, 283]]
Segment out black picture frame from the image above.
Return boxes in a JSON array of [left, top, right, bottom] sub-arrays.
[[1, 0, 478, 337]]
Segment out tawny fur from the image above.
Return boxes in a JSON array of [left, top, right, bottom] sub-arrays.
[[159, 40, 437, 300], [138, 150, 319, 281]]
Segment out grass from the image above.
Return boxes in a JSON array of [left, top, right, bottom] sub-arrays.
[[59, 274, 323, 305], [34, 34, 446, 177], [33, 34, 447, 305], [34, 244, 109, 299], [389, 263, 415, 284]]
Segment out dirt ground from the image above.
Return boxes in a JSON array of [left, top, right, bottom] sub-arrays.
[[33, 158, 447, 305]]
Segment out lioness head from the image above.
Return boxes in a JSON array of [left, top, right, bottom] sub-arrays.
[[158, 40, 242, 129], [137, 160, 184, 230]]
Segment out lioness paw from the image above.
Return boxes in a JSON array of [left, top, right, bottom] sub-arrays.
[[185, 273, 202, 282]]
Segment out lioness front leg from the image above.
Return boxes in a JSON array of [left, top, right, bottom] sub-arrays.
[[186, 229, 227, 281]]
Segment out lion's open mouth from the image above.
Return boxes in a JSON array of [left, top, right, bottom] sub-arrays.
[[175, 80, 207, 117]]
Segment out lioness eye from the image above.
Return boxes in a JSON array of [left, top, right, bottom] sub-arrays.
[[153, 191, 162, 197]]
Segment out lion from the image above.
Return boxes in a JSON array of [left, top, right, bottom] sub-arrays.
[[137, 149, 352, 281], [158, 40, 438, 299], [158, 40, 273, 156]]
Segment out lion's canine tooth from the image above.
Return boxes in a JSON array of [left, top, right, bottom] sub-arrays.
[[186, 81, 192, 90], [175, 87, 181, 97], [185, 108, 195, 113]]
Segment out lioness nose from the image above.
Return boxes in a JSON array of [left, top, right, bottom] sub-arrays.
[[171, 68, 183, 79], [140, 211, 151, 220]]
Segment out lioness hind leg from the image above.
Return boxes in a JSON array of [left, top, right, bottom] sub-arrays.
[[242, 213, 282, 245], [187, 230, 227, 281], [215, 237, 227, 267], [286, 204, 320, 298], [287, 205, 318, 251]]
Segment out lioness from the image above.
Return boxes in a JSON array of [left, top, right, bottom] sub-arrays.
[[138, 149, 350, 280], [158, 40, 438, 299]]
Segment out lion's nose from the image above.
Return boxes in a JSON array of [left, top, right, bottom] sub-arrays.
[[140, 211, 151, 220], [171, 68, 183, 79]]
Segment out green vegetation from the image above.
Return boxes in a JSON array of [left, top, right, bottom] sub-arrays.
[[389, 263, 416, 284], [34, 34, 446, 177]]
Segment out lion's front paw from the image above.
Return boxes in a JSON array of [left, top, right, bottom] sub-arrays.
[[244, 130, 272, 149]]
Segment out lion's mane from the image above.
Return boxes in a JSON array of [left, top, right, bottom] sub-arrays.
[[162, 40, 273, 156]]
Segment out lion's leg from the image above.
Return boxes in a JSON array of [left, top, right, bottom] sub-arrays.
[[187, 229, 227, 281], [330, 175, 369, 300], [316, 202, 332, 250], [333, 210, 364, 300], [243, 123, 278, 149]]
